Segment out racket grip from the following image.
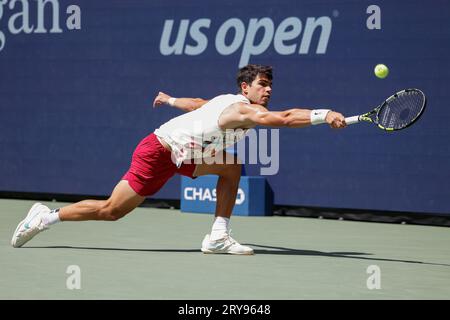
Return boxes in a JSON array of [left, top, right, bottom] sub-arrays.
[[344, 116, 360, 125]]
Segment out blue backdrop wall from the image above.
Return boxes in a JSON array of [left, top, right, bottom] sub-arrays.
[[1, 0, 449, 215]]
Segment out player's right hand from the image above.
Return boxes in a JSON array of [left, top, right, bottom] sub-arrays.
[[153, 91, 171, 108], [326, 111, 347, 129]]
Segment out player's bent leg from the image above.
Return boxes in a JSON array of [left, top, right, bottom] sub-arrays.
[[192, 153, 253, 255], [59, 180, 145, 221], [193, 157, 242, 219], [11, 180, 145, 248]]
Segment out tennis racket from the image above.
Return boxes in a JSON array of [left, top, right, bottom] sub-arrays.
[[344, 88, 426, 131]]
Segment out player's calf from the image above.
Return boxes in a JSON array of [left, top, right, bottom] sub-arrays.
[[96, 201, 129, 221]]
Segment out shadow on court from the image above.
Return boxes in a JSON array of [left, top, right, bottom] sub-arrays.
[[24, 244, 450, 267], [248, 244, 450, 267]]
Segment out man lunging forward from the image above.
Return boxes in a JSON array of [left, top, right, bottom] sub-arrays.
[[11, 64, 346, 255]]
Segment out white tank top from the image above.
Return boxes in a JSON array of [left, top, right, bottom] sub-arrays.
[[154, 93, 250, 167]]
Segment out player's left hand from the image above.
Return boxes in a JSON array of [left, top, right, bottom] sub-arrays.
[[326, 111, 347, 129], [153, 91, 171, 108]]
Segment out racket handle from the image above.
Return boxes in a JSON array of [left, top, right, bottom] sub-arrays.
[[344, 116, 360, 125]]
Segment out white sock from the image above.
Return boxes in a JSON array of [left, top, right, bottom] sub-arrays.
[[210, 216, 230, 240], [42, 208, 61, 226]]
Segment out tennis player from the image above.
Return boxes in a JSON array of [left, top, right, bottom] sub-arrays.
[[11, 64, 346, 255]]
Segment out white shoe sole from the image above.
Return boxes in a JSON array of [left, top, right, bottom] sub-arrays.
[[11, 203, 44, 248], [201, 248, 254, 255]]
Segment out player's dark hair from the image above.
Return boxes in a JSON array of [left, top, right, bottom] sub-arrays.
[[236, 64, 273, 93]]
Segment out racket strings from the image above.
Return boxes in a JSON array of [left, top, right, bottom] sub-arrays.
[[377, 90, 425, 129]]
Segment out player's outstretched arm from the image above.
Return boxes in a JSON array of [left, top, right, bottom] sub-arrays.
[[152, 91, 209, 112], [219, 103, 346, 129]]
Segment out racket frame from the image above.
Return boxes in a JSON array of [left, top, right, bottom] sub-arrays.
[[345, 88, 426, 132]]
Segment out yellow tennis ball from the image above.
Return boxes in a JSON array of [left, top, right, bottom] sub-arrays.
[[374, 64, 389, 79]]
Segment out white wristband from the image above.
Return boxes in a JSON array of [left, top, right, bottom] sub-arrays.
[[168, 97, 177, 106], [310, 109, 331, 125]]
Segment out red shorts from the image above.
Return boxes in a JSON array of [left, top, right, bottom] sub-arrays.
[[122, 133, 197, 197]]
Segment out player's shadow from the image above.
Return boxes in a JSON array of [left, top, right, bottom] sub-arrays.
[[247, 243, 450, 267], [25, 244, 450, 267], [26, 245, 199, 253]]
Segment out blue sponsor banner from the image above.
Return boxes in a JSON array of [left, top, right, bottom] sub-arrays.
[[181, 176, 273, 216], [0, 1, 449, 215]]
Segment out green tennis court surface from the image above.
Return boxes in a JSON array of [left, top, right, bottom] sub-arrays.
[[1, 199, 449, 300]]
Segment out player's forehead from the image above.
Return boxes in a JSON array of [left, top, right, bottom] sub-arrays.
[[253, 74, 272, 85]]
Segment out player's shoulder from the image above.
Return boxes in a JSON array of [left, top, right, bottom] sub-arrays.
[[210, 93, 250, 104]]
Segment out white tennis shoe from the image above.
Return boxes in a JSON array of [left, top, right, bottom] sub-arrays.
[[11, 202, 50, 248], [201, 231, 254, 255]]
